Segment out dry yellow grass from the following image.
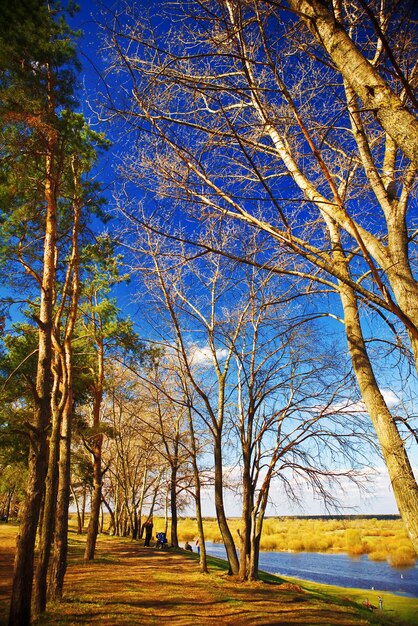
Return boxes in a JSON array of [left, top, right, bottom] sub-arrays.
[[173, 517, 416, 567]]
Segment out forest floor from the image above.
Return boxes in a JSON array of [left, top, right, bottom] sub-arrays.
[[1, 523, 417, 626]]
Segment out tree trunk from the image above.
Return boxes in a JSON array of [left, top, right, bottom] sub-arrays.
[[84, 435, 103, 560], [239, 448, 252, 580], [329, 221, 418, 552], [187, 403, 208, 573], [49, 194, 81, 598], [102, 497, 116, 536], [288, 0, 418, 166], [8, 423, 50, 626], [170, 462, 179, 548], [137, 466, 148, 538], [84, 331, 104, 561], [249, 496, 268, 581], [81, 487, 86, 531], [214, 434, 239, 575], [33, 377, 62, 616], [49, 389, 72, 600], [341, 280, 418, 551], [9, 104, 57, 626]]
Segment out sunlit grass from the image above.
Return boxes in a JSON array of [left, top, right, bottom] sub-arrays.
[[171, 516, 417, 568]]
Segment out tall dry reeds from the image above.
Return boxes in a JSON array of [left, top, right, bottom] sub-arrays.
[[173, 516, 416, 568]]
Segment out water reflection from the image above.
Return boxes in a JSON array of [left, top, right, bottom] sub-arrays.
[[205, 541, 418, 597]]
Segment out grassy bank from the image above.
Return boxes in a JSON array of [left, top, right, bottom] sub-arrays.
[[1, 523, 418, 626]]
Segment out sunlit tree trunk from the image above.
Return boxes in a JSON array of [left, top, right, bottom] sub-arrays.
[[329, 220, 418, 552], [287, 0, 418, 166], [239, 444, 252, 580], [49, 175, 82, 599], [186, 403, 208, 573], [33, 354, 62, 616], [214, 431, 239, 575], [9, 76, 57, 625], [84, 388, 104, 561], [170, 457, 179, 548]]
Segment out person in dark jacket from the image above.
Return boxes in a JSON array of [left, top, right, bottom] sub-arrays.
[[144, 518, 153, 547]]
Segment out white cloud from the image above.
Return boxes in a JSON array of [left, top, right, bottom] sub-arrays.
[[322, 388, 400, 416], [381, 389, 399, 407], [188, 344, 228, 367]]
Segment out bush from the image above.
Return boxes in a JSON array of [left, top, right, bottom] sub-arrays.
[[288, 540, 304, 552], [368, 551, 387, 562], [389, 547, 416, 568]]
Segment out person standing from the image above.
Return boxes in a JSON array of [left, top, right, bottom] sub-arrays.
[[144, 518, 153, 547], [195, 537, 200, 555]]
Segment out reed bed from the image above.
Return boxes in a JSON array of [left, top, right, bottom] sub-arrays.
[[171, 516, 416, 568]]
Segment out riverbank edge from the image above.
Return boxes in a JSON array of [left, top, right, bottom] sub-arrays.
[[201, 550, 418, 624]]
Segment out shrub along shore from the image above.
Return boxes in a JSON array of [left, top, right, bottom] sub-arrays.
[[173, 516, 416, 568]]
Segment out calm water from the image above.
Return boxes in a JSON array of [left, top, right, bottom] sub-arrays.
[[205, 541, 418, 597]]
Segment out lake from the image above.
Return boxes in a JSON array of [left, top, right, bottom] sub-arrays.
[[204, 541, 418, 597]]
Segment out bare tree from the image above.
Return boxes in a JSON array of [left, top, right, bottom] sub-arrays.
[[101, 365, 166, 539], [127, 223, 373, 578], [103, 0, 418, 551]]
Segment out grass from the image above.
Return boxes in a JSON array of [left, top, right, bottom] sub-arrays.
[[173, 516, 417, 568], [1, 523, 418, 626]]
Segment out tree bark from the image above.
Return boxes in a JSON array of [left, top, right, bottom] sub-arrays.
[[187, 403, 208, 573], [214, 433, 240, 575], [33, 369, 62, 616], [8, 92, 57, 626], [48, 390, 72, 600], [239, 446, 252, 580], [84, 328, 104, 560], [84, 430, 103, 560], [49, 183, 81, 598], [329, 221, 418, 552], [288, 0, 418, 166], [170, 462, 179, 548]]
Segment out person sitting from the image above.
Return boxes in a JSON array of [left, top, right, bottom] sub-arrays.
[[184, 541, 193, 552], [156, 531, 168, 549]]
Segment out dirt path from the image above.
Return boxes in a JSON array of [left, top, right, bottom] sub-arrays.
[[0, 526, 376, 626]]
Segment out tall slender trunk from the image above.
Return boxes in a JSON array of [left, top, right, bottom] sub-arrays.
[[102, 497, 116, 535], [49, 175, 81, 599], [186, 403, 208, 573], [138, 466, 148, 538], [84, 427, 103, 560], [81, 487, 86, 530], [4, 488, 14, 521], [71, 484, 82, 534], [33, 363, 62, 616], [84, 332, 104, 561], [170, 462, 179, 547], [239, 449, 252, 580], [330, 221, 418, 552], [249, 488, 269, 581], [132, 506, 139, 540], [9, 93, 57, 626], [164, 489, 169, 535], [48, 388, 72, 600], [214, 433, 239, 574]]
